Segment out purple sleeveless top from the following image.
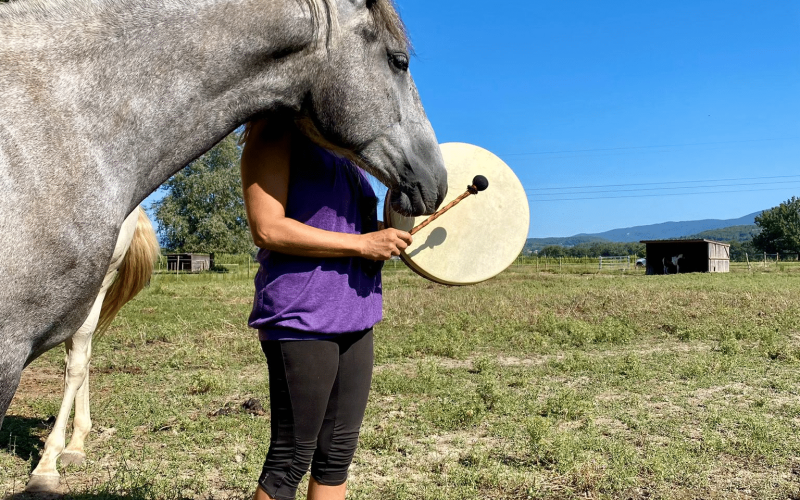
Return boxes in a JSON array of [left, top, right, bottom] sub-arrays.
[[248, 142, 382, 341]]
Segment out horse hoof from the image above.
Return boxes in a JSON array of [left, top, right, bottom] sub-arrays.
[[61, 450, 86, 466], [26, 473, 61, 493]]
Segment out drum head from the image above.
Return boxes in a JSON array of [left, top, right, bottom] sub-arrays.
[[384, 143, 529, 285]]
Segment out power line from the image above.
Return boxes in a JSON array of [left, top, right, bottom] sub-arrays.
[[529, 185, 800, 202], [530, 179, 800, 196], [526, 174, 800, 192], [501, 136, 798, 157]]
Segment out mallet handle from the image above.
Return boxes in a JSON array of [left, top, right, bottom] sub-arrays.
[[410, 191, 472, 236]]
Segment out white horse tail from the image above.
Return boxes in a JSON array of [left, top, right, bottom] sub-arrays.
[[95, 207, 160, 336]]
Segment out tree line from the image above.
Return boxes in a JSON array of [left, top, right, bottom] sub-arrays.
[[534, 242, 645, 259]]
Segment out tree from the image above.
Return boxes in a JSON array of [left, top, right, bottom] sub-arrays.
[[752, 197, 800, 255], [152, 132, 254, 254], [728, 239, 759, 262], [540, 245, 565, 258]]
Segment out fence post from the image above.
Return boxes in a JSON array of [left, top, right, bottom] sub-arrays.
[[746, 252, 751, 270]]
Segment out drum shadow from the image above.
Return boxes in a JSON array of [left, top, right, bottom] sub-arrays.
[[408, 227, 447, 258]]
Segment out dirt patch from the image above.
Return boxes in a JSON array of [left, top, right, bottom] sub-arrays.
[[497, 355, 553, 367], [9, 365, 63, 413], [94, 364, 144, 375], [593, 417, 630, 434]]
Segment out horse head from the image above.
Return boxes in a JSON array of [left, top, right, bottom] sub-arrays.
[[297, 0, 448, 217]]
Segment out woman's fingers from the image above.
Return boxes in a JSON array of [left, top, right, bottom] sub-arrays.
[[394, 230, 412, 246], [363, 229, 413, 260]]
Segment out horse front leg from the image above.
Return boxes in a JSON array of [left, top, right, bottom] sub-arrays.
[[27, 302, 99, 493]]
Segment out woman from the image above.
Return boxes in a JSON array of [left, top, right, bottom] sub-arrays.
[[240, 118, 412, 500]]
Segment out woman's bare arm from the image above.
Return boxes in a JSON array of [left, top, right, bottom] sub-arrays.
[[240, 123, 411, 260]]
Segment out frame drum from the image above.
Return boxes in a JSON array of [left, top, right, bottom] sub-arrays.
[[384, 142, 529, 285]]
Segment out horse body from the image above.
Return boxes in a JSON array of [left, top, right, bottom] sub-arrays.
[[661, 254, 684, 274], [0, 0, 447, 427], [672, 254, 683, 274]]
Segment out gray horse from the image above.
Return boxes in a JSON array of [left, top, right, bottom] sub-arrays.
[[0, 0, 447, 428]]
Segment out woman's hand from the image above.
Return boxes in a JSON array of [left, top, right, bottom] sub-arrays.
[[359, 228, 413, 260]]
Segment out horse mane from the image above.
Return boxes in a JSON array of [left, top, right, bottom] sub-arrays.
[[368, 0, 411, 52], [302, 0, 410, 51]]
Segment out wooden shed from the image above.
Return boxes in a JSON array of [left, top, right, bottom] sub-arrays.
[[640, 239, 730, 275], [166, 253, 214, 272]]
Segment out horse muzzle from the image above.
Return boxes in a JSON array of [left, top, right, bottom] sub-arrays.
[[360, 122, 448, 217]]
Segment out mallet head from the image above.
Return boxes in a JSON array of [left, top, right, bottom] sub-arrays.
[[468, 175, 489, 194]]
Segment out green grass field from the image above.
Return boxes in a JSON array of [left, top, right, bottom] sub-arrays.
[[2, 262, 800, 499]]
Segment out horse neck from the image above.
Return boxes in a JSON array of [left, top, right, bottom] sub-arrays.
[[0, 0, 323, 212]]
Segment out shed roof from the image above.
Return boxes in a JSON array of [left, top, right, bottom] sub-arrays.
[[639, 239, 730, 247]]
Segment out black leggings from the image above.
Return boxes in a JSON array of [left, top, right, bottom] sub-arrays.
[[259, 329, 373, 500]]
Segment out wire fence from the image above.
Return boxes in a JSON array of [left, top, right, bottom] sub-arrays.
[[152, 253, 411, 282], [153, 253, 256, 280], [598, 255, 631, 271], [742, 252, 800, 271], [511, 255, 643, 274], [147, 251, 800, 283]]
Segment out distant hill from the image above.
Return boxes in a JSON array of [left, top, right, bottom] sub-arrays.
[[584, 211, 761, 242], [526, 211, 762, 251], [684, 225, 760, 243]]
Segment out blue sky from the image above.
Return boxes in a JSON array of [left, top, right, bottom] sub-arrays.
[[390, 0, 800, 237], [144, 1, 800, 239]]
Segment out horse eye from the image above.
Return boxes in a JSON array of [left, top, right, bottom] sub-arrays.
[[388, 52, 409, 72]]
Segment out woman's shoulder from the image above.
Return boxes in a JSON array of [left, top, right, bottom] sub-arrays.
[[290, 134, 334, 164]]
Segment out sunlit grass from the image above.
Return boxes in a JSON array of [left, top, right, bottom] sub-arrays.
[[3, 263, 800, 499]]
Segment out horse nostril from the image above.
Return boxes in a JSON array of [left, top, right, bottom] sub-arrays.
[[412, 192, 425, 215], [436, 182, 448, 209], [435, 190, 446, 209], [419, 186, 438, 214]]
